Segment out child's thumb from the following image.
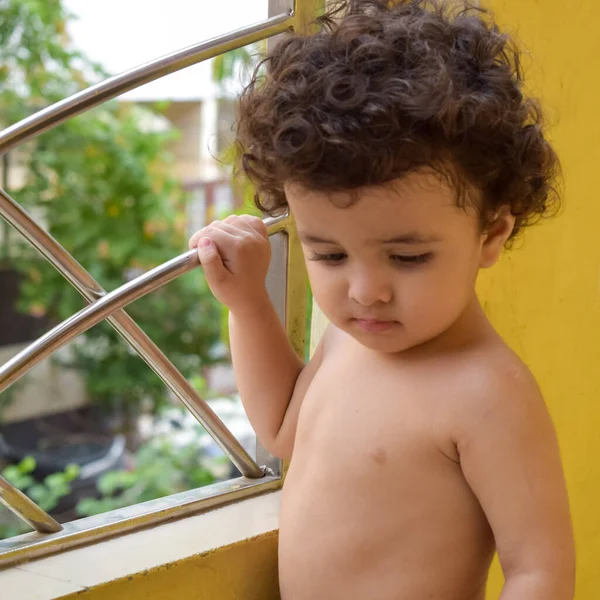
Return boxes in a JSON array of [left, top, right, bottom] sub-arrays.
[[197, 237, 228, 287]]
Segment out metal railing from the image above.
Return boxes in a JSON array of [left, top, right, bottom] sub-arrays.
[[0, 0, 314, 568]]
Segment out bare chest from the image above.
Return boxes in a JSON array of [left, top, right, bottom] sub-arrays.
[[279, 351, 493, 600], [293, 350, 451, 479]]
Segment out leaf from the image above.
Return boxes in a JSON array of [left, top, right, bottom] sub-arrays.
[[76, 497, 107, 517], [27, 484, 52, 509], [44, 473, 71, 496], [1, 465, 35, 491], [18, 456, 36, 474], [64, 464, 80, 481], [97, 470, 135, 496]]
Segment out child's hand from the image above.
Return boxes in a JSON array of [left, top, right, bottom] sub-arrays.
[[188, 215, 271, 317]]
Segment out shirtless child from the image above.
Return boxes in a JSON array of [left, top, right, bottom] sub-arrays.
[[189, 1, 575, 598]]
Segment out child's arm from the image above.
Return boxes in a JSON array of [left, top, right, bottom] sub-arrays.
[[228, 309, 326, 458], [190, 214, 321, 459], [454, 366, 575, 600]]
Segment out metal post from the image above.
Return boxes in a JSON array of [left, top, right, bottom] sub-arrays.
[[254, 0, 310, 476], [293, 0, 322, 32], [0, 476, 62, 534]]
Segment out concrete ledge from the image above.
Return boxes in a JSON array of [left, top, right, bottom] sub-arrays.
[[1, 492, 281, 600]]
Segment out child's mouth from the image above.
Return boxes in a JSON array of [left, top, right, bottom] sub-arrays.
[[352, 318, 398, 333]]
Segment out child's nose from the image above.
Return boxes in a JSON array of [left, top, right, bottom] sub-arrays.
[[348, 269, 393, 306]]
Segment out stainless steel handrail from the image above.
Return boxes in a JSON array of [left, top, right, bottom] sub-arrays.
[[0, 249, 199, 383], [0, 187, 264, 480], [0, 0, 307, 541], [0, 476, 62, 534], [0, 12, 293, 155], [0, 215, 287, 395]]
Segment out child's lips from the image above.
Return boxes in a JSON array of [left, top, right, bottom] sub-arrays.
[[352, 318, 398, 333]]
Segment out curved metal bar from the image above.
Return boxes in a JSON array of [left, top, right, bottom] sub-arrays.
[[0, 191, 287, 478], [0, 0, 309, 546], [0, 476, 62, 534], [0, 193, 290, 479], [0, 189, 264, 478], [0, 250, 268, 478], [0, 250, 197, 389], [0, 12, 293, 155], [0, 214, 288, 388], [0, 189, 106, 297]]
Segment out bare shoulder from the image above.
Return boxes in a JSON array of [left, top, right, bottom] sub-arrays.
[[468, 342, 542, 404], [448, 339, 574, 593], [449, 338, 555, 449]]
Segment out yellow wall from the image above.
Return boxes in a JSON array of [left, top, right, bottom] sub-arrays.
[[480, 0, 600, 597]]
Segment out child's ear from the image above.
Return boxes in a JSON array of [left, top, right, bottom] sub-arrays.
[[479, 206, 516, 268]]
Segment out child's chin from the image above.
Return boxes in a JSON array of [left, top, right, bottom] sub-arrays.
[[350, 331, 416, 354]]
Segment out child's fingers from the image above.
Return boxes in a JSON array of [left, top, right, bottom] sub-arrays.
[[210, 221, 247, 237], [224, 214, 268, 238], [242, 215, 268, 238], [189, 227, 209, 250], [196, 236, 229, 286], [193, 226, 237, 261], [189, 220, 249, 249]]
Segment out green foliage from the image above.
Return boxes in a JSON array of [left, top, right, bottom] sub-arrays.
[[0, 0, 222, 412], [0, 457, 78, 538], [0, 0, 92, 123], [212, 44, 265, 88], [0, 432, 222, 539], [76, 432, 220, 516]]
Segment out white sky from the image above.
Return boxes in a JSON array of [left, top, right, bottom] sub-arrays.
[[64, 0, 271, 101]]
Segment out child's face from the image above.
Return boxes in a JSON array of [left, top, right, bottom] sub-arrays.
[[285, 171, 511, 353]]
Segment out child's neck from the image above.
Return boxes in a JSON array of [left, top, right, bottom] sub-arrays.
[[404, 294, 495, 359]]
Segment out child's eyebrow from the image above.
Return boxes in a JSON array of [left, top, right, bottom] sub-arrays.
[[298, 233, 339, 245], [379, 233, 442, 244], [299, 233, 442, 245]]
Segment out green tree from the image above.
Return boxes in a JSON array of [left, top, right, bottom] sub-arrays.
[[76, 428, 220, 517], [0, 0, 221, 415]]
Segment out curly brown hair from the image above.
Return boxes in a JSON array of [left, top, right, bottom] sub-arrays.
[[236, 0, 560, 240]]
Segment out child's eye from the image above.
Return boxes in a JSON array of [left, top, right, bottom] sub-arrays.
[[390, 253, 433, 266], [309, 252, 347, 264]]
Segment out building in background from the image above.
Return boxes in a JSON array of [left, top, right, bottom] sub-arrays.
[[64, 0, 269, 230], [0, 2, 268, 421]]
